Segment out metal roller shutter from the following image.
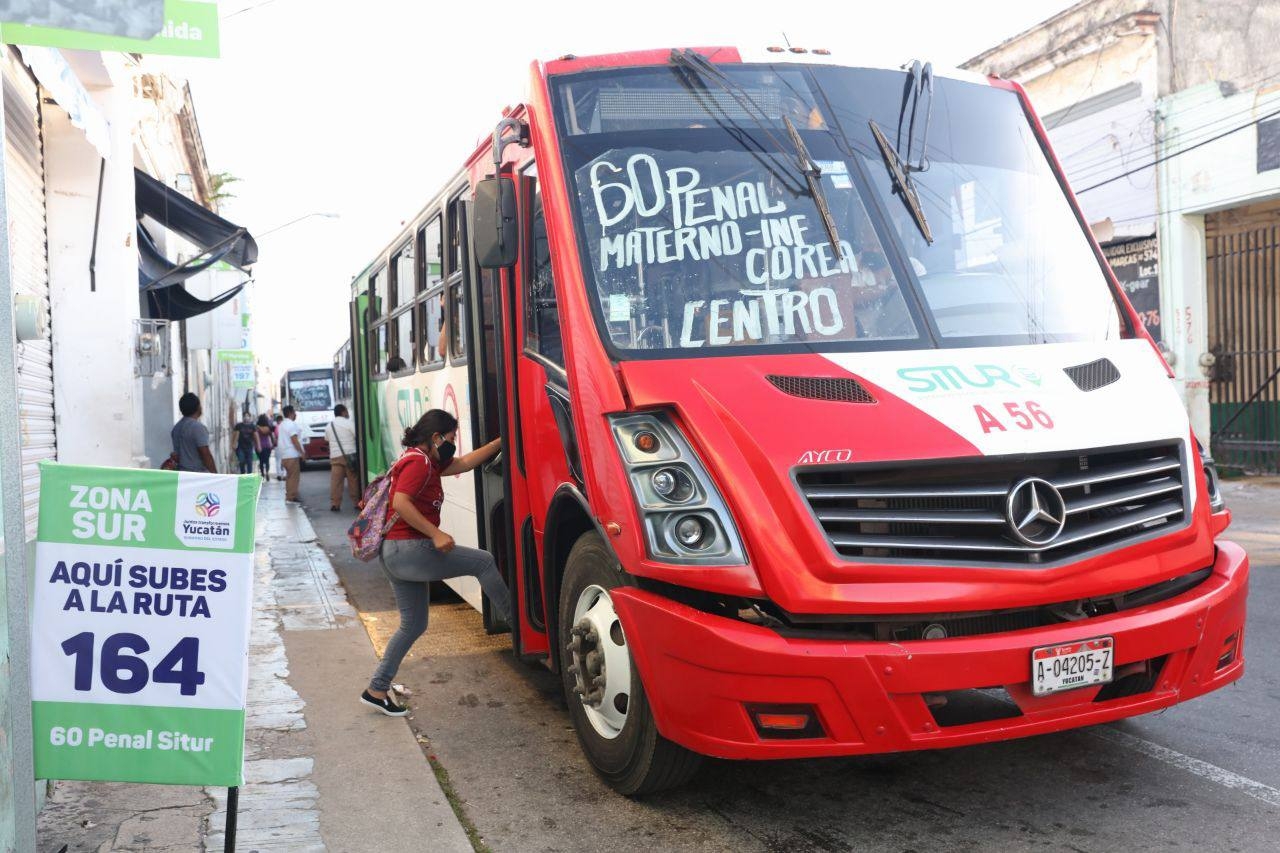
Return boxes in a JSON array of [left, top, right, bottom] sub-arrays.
[[4, 51, 54, 539]]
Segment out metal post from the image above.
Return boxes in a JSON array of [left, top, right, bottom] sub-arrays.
[[223, 786, 238, 852], [0, 64, 39, 851]]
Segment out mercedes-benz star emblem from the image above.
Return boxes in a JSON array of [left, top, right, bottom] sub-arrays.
[[1005, 477, 1067, 547]]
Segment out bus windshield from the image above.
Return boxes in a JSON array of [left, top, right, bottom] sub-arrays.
[[286, 370, 334, 411], [551, 63, 1124, 357]]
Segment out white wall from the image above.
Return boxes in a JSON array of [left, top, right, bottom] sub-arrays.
[[1156, 82, 1280, 438], [45, 81, 149, 468]]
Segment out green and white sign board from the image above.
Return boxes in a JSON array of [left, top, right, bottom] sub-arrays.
[[30, 462, 260, 786], [1, 0, 219, 58], [218, 349, 256, 390]]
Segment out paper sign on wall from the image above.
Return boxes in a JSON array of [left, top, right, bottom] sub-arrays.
[[29, 462, 259, 786]]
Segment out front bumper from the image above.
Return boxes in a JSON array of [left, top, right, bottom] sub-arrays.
[[611, 541, 1249, 760], [304, 437, 330, 460]]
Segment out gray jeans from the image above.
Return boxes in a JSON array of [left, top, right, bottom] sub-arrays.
[[368, 538, 511, 692]]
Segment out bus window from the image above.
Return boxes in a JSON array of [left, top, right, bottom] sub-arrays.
[[449, 280, 466, 359], [420, 216, 442, 292], [418, 290, 444, 367], [445, 189, 467, 359], [447, 193, 465, 278], [390, 311, 412, 373], [524, 172, 563, 367], [372, 322, 390, 376], [372, 267, 387, 317], [392, 244, 415, 311]]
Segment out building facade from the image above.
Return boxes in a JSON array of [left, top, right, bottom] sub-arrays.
[[0, 38, 255, 847], [964, 0, 1280, 471]]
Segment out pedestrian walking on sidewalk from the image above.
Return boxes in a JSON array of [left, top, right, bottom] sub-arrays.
[[254, 414, 275, 481], [361, 409, 508, 716], [170, 392, 217, 473], [278, 405, 306, 503], [233, 412, 257, 475], [325, 403, 360, 512], [271, 414, 285, 480]]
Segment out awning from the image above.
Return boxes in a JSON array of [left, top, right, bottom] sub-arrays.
[[143, 274, 246, 323], [135, 168, 258, 321]]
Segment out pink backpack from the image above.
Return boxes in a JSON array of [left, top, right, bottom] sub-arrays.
[[346, 452, 425, 561]]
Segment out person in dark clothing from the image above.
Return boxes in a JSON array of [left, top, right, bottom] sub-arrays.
[[233, 413, 257, 475], [171, 393, 216, 473], [254, 414, 275, 481]]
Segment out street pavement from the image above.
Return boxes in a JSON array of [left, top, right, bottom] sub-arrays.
[[300, 469, 1280, 853], [36, 481, 470, 853]]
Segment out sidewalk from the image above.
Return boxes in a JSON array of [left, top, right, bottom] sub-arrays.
[[36, 481, 471, 852]]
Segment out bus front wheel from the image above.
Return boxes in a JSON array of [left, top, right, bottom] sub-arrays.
[[558, 532, 702, 796]]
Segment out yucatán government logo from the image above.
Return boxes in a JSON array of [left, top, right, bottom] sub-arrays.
[[194, 492, 221, 518], [174, 476, 237, 549]]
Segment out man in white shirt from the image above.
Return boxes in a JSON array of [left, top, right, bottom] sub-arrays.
[[277, 405, 306, 503], [325, 404, 360, 512]]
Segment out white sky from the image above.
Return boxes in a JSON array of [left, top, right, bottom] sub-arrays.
[[157, 0, 1077, 378]]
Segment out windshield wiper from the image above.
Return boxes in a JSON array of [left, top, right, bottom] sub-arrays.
[[782, 115, 844, 259], [868, 60, 935, 244], [669, 48, 846, 259]]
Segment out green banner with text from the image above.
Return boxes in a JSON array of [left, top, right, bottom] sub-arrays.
[[1, 0, 219, 59], [31, 462, 258, 786]]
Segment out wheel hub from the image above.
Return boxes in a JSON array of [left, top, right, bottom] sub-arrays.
[[568, 621, 607, 706], [566, 585, 631, 739]]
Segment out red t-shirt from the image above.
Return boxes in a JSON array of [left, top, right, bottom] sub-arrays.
[[384, 450, 445, 540]]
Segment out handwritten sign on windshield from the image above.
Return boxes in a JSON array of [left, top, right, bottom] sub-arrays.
[[578, 149, 914, 348]]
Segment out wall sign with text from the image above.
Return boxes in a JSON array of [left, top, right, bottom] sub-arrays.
[[30, 462, 259, 786], [1104, 236, 1160, 332]]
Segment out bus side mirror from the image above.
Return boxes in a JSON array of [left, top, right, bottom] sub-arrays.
[[474, 176, 518, 268]]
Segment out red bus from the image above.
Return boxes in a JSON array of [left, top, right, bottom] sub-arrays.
[[347, 47, 1248, 795]]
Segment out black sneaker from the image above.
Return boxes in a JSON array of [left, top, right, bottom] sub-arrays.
[[360, 689, 408, 717], [330, 505, 340, 512]]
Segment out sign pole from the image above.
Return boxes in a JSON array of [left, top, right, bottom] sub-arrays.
[[224, 785, 239, 852]]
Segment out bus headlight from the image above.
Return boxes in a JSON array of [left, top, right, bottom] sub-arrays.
[[610, 413, 747, 565], [674, 515, 709, 548]]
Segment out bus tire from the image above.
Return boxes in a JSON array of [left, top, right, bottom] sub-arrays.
[[558, 532, 702, 796]]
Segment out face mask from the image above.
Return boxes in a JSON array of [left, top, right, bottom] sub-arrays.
[[435, 439, 456, 468]]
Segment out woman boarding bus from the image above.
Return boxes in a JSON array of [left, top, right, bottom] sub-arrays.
[[344, 47, 1248, 795]]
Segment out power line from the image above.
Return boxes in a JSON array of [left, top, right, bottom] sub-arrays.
[[1076, 106, 1280, 193], [1106, 183, 1280, 226], [1065, 87, 1280, 183], [1038, 67, 1280, 184]]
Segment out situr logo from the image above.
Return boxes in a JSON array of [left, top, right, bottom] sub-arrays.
[[194, 493, 221, 518], [897, 363, 1043, 394]]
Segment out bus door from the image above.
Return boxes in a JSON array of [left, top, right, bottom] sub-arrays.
[[463, 196, 535, 648], [348, 296, 368, 489], [508, 163, 580, 658]]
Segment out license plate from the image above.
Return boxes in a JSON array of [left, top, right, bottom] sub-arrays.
[[1031, 637, 1114, 696]]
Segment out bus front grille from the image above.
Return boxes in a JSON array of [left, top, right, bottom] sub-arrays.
[[795, 442, 1189, 565]]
